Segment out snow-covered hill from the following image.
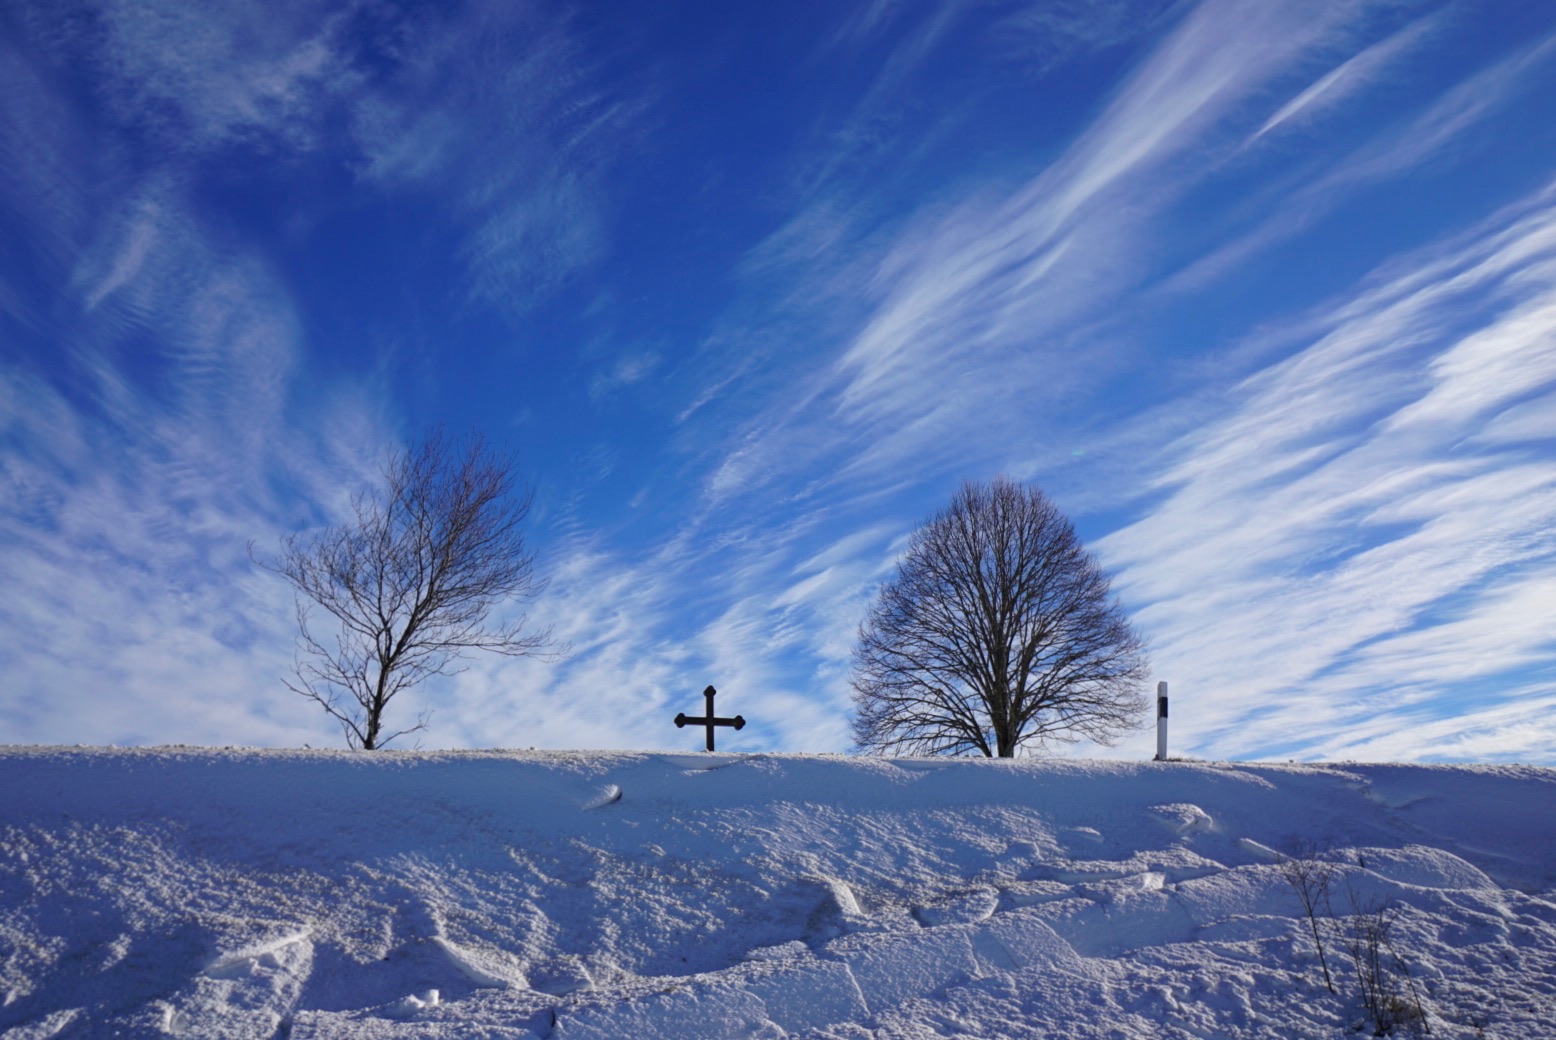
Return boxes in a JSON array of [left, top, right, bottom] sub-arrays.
[[1, 748, 1553, 1038]]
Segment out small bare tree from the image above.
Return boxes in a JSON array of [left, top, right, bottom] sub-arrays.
[[851, 477, 1149, 757], [1278, 839, 1338, 994], [1343, 886, 1430, 1036], [258, 430, 558, 749]]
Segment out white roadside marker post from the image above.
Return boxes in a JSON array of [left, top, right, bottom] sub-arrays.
[[1154, 681, 1168, 761]]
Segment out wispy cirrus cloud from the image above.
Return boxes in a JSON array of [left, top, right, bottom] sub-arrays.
[[0, 157, 402, 747], [1322, 30, 1556, 189], [1099, 183, 1556, 761], [0, 342, 391, 748], [6, 0, 348, 160], [1306, 685, 1556, 762], [702, 0, 1416, 505], [0, 0, 393, 747], [424, 517, 863, 755], [1253, 13, 1440, 140], [344, 4, 645, 313], [16, 0, 640, 315], [1173, 23, 1556, 293]]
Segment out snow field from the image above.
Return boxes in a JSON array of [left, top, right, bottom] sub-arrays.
[[1, 748, 1553, 1038]]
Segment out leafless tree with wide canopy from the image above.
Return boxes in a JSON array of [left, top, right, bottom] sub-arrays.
[[259, 429, 559, 749], [851, 477, 1148, 757]]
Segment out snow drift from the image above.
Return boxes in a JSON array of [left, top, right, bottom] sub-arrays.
[[1, 748, 1553, 1038]]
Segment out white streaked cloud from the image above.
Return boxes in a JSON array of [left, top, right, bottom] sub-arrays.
[[993, 0, 1177, 67], [589, 351, 663, 402], [1307, 685, 1556, 763], [1476, 390, 1556, 445], [1175, 24, 1556, 292], [23, 0, 638, 317], [0, 345, 394, 748], [707, 0, 1412, 505], [0, 2, 400, 746], [1384, 294, 1556, 432], [1318, 30, 1556, 191], [1254, 14, 1439, 140], [1098, 184, 1556, 761]]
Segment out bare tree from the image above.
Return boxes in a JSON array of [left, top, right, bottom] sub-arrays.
[[257, 430, 558, 749], [851, 477, 1148, 757], [1278, 838, 1338, 994]]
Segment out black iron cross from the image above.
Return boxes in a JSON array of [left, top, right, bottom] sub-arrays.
[[674, 685, 746, 751]]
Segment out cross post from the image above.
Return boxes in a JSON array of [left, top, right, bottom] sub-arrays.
[[674, 684, 746, 751]]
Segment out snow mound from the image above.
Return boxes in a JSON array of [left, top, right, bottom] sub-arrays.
[[1352, 844, 1499, 891], [1, 748, 1554, 1038]]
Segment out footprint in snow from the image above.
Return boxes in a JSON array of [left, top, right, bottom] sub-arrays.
[[913, 887, 999, 926], [529, 954, 594, 995]]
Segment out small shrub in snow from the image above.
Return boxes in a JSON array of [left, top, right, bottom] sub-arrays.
[[1342, 886, 1429, 1037], [1278, 839, 1338, 995]]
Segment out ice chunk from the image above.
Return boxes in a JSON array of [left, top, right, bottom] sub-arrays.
[[1236, 837, 1281, 860], [205, 929, 313, 980], [806, 875, 865, 936], [1150, 803, 1214, 835], [380, 989, 440, 1019], [2, 1008, 82, 1039], [581, 784, 622, 810], [744, 940, 809, 962]]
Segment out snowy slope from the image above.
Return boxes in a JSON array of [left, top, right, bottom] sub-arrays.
[[1, 748, 1553, 1039]]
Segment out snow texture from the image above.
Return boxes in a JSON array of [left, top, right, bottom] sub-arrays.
[[1, 748, 1553, 1038]]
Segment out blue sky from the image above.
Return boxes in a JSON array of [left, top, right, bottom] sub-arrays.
[[3, 0, 1555, 762]]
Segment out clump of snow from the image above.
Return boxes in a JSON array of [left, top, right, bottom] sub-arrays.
[[1, 748, 1553, 1037]]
